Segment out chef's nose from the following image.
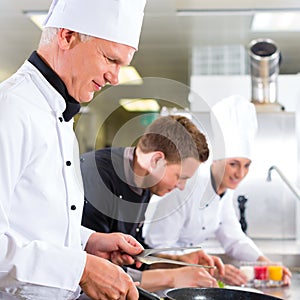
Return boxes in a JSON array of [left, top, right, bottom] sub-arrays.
[[236, 167, 246, 179], [105, 66, 120, 85]]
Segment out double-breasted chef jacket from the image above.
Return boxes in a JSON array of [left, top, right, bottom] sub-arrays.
[[0, 52, 94, 299]]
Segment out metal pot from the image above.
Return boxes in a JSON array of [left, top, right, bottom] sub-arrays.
[[138, 287, 282, 300]]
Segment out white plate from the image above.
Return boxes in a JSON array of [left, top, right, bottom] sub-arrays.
[[225, 285, 264, 294]]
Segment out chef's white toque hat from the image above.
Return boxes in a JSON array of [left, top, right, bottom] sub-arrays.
[[43, 0, 146, 50], [210, 95, 258, 160]]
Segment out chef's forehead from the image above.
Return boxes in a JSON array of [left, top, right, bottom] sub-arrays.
[[43, 0, 146, 50]]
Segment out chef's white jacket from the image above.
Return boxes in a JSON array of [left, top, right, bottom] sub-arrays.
[[0, 61, 94, 299], [144, 163, 263, 261]]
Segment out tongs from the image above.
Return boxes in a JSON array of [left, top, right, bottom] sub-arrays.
[[134, 246, 215, 269]]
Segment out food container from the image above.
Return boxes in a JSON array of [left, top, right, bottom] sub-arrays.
[[240, 261, 255, 287], [254, 264, 268, 287], [240, 261, 284, 288], [267, 262, 283, 287]]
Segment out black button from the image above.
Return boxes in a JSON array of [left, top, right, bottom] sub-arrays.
[[66, 161, 71, 166], [71, 205, 76, 210], [59, 117, 63, 122], [202, 226, 206, 230]]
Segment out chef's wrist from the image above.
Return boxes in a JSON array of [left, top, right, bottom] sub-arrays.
[[140, 269, 174, 291]]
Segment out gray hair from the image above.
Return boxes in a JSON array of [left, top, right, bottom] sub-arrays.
[[39, 27, 92, 47]]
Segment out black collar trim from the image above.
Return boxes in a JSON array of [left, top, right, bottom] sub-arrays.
[[28, 51, 80, 121]]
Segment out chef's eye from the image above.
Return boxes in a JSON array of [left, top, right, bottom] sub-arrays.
[[106, 56, 117, 64]]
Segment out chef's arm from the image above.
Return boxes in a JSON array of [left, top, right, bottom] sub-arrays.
[[149, 251, 225, 276], [127, 267, 218, 292], [81, 225, 95, 249], [0, 115, 86, 296], [0, 232, 86, 296]]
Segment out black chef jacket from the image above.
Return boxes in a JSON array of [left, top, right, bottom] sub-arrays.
[[80, 147, 151, 247]]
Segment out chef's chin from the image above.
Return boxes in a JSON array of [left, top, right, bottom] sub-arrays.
[[79, 92, 95, 103], [228, 182, 239, 190]]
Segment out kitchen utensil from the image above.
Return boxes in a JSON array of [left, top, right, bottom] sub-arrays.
[[137, 246, 203, 257], [135, 246, 214, 269], [137, 286, 283, 300], [135, 255, 215, 269]]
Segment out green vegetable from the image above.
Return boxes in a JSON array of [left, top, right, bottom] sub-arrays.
[[217, 280, 225, 288]]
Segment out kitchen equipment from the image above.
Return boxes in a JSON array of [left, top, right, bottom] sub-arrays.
[[238, 195, 248, 233], [135, 246, 214, 269], [248, 38, 282, 108], [137, 286, 283, 300], [137, 246, 203, 257], [135, 255, 215, 269]]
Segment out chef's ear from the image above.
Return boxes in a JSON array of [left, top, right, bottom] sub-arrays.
[[57, 29, 77, 50], [150, 152, 166, 169]]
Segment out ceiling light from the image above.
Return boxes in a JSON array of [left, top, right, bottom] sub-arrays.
[[24, 11, 47, 30], [251, 12, 300, 32], [118, 66, 143, 85], [119, 99, 160, 112]]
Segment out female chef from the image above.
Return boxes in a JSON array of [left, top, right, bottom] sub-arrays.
[[144, 95, 292, 287]]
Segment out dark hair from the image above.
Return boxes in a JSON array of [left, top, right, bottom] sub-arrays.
[[137, 115, 209, 163]]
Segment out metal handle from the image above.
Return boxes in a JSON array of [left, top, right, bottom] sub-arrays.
[[135, 255, 215, 269], [138, 245, 202, 257]]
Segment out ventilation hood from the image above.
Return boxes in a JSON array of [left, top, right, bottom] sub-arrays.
[[248, 38, 284, 112]]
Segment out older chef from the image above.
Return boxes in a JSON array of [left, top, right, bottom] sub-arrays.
[[0, 0, 146, 299], [144, 95, 292, 286]]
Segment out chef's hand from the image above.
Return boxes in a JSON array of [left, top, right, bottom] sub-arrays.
[[140, 266, 218, 292], [214, 264, 247, 286], [85, 232, 143, 267], [282, 266, 292, 286], [80, 254, 139, 300], [171, 266, 219, 288], [175, 250, 225, 276]]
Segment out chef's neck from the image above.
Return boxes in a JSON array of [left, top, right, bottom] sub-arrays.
[[210, 164, 227, 196]]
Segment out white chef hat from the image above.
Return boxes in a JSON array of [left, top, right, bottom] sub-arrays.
[[210, 95, 258, 160], [43, 0, 146, 50]]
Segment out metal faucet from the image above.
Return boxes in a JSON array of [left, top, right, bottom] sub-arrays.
[[267, 165, 300, 201]]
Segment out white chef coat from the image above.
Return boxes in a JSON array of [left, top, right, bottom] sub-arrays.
[[144, 162, 263, 261], [0, 61, 94, 299]]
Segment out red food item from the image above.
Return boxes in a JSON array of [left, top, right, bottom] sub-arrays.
[[254, 265, 268, 280]]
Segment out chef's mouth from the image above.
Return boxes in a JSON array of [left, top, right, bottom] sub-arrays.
[[92, 80, 102, 91]]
